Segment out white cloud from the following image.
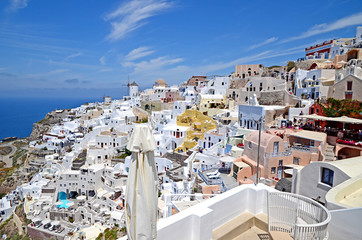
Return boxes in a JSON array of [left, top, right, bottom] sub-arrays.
[[104, 0, 174, 41], [125, 46, 154, 61], [99, 56, 106, 65], [64, 52, 82, 61], [282, 12, 362, 43], [248, 37, 278, 50], [7, 0, 29, 12], [99, 68, 114, 73], [124, 56, 183, 73]]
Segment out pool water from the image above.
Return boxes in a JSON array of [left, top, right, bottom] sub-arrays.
[[57, 191, 72, 209], [57, 199, 72, 209]]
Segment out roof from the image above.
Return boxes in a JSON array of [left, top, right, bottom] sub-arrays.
[[246, 131, 278, 148], [130, 81, 138, 86], [163, 124, 189, 131], [220, 156, 236, 163], [111, 210, 123, 220], [326, 156, 362, 178], [289, 130, 326, 142], [154, 78, 168, 87], [199, 94, 224, 99], [233, 161, 249, 168]]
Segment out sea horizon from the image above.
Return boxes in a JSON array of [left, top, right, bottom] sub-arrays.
[[0, 96, 105, 140]]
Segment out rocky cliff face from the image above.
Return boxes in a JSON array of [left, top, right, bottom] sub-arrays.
[[258, 90, 299, 106], [29, 122, 52, 140], [29, 110, 70, 140]]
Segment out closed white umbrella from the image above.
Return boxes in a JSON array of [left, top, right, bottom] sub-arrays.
[[126, 124, 158, 240]]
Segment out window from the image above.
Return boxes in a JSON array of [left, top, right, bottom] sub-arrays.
[[278, 160, 283, 166], [293, 157, 299, 165], [273, 142, 279, 153], [271, 167, 276, 174], [321, 168, 334, 186], [249, 142, 252, 149], [347, 81, 352, 91]]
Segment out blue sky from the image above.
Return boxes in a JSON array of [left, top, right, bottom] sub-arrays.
[[1, 0, 362, 99]]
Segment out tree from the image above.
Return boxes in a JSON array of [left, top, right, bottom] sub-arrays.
[[320, 98, 362, 118], [287, 61, 295, 72]]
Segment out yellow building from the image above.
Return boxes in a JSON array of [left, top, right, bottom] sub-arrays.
[[175, 109, 216, 152]]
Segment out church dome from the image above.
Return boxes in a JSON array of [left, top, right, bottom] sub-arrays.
[[154, 78, 168, 87]]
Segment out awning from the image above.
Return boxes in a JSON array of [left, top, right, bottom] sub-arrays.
[[284, 169, 294, 175], [289, 131, 326, 142], [295, 114, 362, 124]]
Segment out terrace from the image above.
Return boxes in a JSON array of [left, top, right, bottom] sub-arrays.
[[157, 184, 331, 240]]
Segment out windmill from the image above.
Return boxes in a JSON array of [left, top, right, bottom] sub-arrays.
[[120, 75, 131, 96]]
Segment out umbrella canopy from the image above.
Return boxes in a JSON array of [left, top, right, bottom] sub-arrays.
[[338, 60, 347, 64], [126, 124, 158, 240], [324, 60, 332, 63], [304, 78, 314, 82], [77, 196, 86, 201]]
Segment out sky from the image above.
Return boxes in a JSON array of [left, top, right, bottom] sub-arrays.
[[1, 0, 362, 99]]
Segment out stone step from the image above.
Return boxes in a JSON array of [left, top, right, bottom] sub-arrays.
[[212, 212, 268, 240], [269, 231, 293, 240]]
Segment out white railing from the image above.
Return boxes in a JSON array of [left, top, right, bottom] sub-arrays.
[[268, 192, 331, 240]]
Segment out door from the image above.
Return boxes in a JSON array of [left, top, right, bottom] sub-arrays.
[[277, 167, 283, 179]]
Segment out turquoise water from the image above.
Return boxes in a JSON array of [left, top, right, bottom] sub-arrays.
[[57, 191, 71, 209], [57, 199, 72, 209]]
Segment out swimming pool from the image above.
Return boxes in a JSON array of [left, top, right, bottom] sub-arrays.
[[57, 199, 72, 209], [57, 191, 72, 209]]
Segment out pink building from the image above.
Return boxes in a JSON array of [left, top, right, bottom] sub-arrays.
[[232, 130, 327, 184]]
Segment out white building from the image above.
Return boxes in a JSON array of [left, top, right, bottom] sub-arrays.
[[292, 156, 362, 206], [129, 81, 139, 98], [201, 76, 230, 95], [198, 131, 225, 150]]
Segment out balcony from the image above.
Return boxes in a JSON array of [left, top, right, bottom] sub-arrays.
[[268, 192, 330, 240], [290, 145, 319, 153], [265, 146, 318, 160], [157, 185, 330, 240]]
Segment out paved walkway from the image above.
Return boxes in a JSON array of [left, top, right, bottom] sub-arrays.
[[13, 213, 25, 235], [220, 173, 239, 190], [0, 142, 16, 168]]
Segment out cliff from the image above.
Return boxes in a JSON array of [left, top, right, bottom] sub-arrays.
[[29, 109, 71, 140]]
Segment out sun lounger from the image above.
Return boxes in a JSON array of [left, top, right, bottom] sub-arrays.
[[206, 170, 218, 176]]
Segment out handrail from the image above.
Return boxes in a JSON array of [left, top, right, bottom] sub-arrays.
[[268, 192, 331, 240]]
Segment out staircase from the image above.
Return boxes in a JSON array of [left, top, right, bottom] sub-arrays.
[[325, 144, 336, 162], [212, 212, 269, 240]]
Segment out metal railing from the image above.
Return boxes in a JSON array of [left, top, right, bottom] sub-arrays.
[[290, 145, 319, 153], [265, 146, 318, 159], [268, 192, 331, 240], [265, 151, 292, 159]]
